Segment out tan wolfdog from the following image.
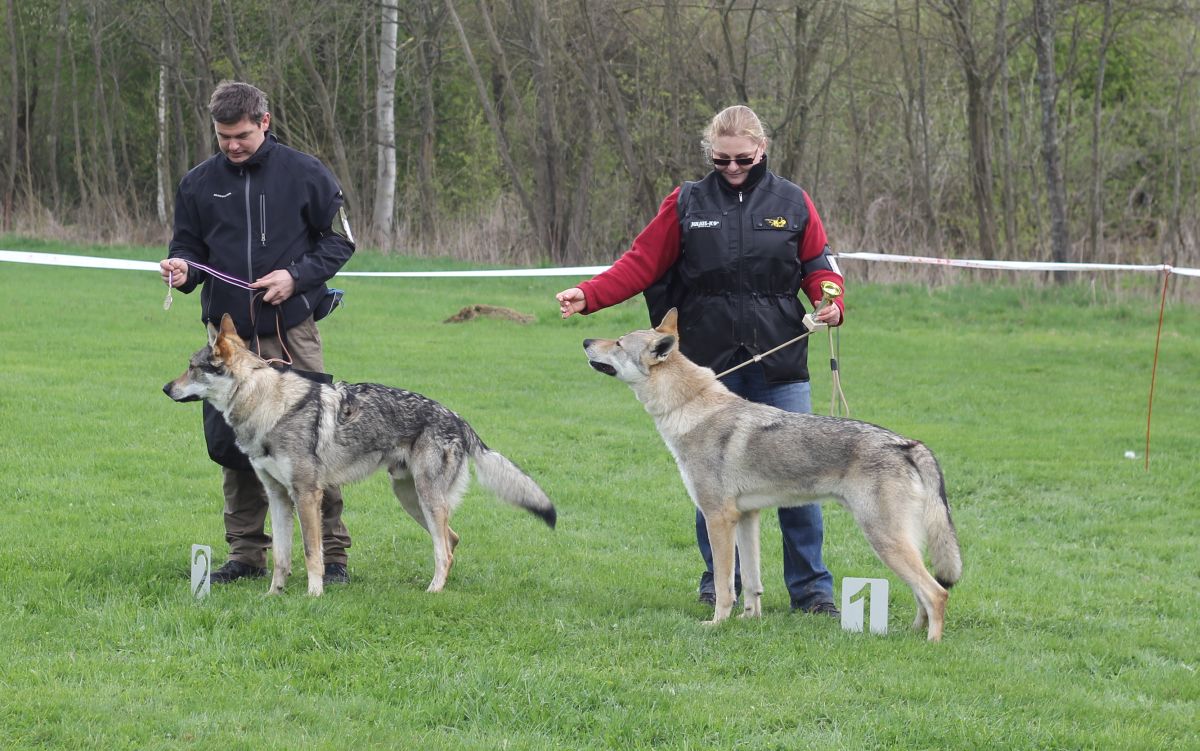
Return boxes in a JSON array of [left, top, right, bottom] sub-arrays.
[[582, 309, 961, 641]]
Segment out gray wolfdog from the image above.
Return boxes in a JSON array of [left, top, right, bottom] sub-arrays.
[[164, 314, 556, 596], [582, 309, 961, 641]]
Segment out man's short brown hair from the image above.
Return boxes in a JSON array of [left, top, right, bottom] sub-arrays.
[[209, 81, 269, 125]]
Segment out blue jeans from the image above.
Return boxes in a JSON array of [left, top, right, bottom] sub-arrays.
[[695, 359, 834, 609]]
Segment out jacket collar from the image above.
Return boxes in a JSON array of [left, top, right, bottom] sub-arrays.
[[222, 132, 278, 171], [715, 154, 769, 194]]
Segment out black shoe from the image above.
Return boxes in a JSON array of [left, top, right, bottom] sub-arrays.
[[698, 591, 741, 607], [798, 601, 841, 618], [210, 560, 266, 584], [323, 563, 350, 585]]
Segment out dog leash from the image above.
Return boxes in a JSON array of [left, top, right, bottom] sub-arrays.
[[827, 325, 850, 416], [714, 326, 851, 416], [713, 282, 851, 416], [713, 329, 816, 379], [162, 260, 294, 367]]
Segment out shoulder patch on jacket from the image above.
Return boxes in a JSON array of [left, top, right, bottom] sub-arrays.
[[331, 203, 355, 244]]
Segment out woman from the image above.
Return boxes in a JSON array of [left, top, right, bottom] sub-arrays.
[[556, 105, 845, 615]]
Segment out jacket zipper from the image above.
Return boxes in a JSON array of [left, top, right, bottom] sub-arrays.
[[736, 190, 745, 348], [259, 194, 267, 247]]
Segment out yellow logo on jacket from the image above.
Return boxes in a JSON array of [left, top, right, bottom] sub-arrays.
[[765, 216, 788, 229]]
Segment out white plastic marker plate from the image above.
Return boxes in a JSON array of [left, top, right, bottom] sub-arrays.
[[841, 577, 889, 635], [191, 544, 212, 599]]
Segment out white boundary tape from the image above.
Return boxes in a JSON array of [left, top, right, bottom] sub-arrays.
[[2, 248, 1197, 278], [0, 250, 159, 271], [837, 251, 1200, 277], [0, 250, 606, 277]]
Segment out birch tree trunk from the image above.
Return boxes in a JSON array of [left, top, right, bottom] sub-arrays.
[[372, 0, 399, 249], [156, 48, 169, 225]]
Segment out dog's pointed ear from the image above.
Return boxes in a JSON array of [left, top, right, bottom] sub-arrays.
[[216, 313, 246, 348], [651, 334, 677, 362], [212, 313, 246, 361], [206, 320, 220, 347], [655, 307, 679, 335]]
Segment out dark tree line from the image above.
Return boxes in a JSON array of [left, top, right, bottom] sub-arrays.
[[1, 0, 1198, 273]]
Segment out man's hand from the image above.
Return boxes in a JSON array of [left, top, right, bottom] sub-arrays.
[[160, 258, 190, 287], [251, 269, 296, 305]]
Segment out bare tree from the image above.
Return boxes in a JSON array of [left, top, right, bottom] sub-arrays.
[[442, 0, 538, 235], [1165, 22, 1199, 268], [159, 0, 219, 158], [444, 0, 593, 262], [84, 1, 122, 216], [3, 0, 19, 229], [933, 0, 1014, 257], [295, 33, 356, 214], [718, 0, 760, 102], [1033, 0, 1069, 276], [217, 0, 246, 82], [1087, 0, 1114, 263], [45, 0, 70, 214], [408, 0, 446, 244], [891, 0, 940, 250], [575, 0, 659, 217], [774, 1, 838, 184]]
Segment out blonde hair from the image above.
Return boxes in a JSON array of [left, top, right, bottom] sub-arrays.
[[701, 105, 770, 155]]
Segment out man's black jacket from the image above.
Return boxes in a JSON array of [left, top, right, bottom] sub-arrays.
[[169, 133, 354, 338]]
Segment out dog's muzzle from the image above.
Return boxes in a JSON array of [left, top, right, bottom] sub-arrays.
[[582, 339, 618, 377], [163, 382, 201, 402]]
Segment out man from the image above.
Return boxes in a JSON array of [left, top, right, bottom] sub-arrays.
[[160, 81, 355, 584]]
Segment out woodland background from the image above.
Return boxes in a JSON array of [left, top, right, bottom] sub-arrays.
[[1, 0, 1198, 271]]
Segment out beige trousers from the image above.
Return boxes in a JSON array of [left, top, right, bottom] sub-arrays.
[[221, 316, 351, 567]]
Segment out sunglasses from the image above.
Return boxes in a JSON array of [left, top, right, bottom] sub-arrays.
[[711, 155, 757, 167]]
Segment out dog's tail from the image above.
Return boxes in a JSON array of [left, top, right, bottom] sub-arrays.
[[915, 444, 962, 589], [466, 431, 557, 528]]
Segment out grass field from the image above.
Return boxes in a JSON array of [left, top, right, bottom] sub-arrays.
[[1, 238, 1197, 749]]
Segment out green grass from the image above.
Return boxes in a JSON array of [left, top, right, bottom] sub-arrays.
[[1, 238, 1197, 749]]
